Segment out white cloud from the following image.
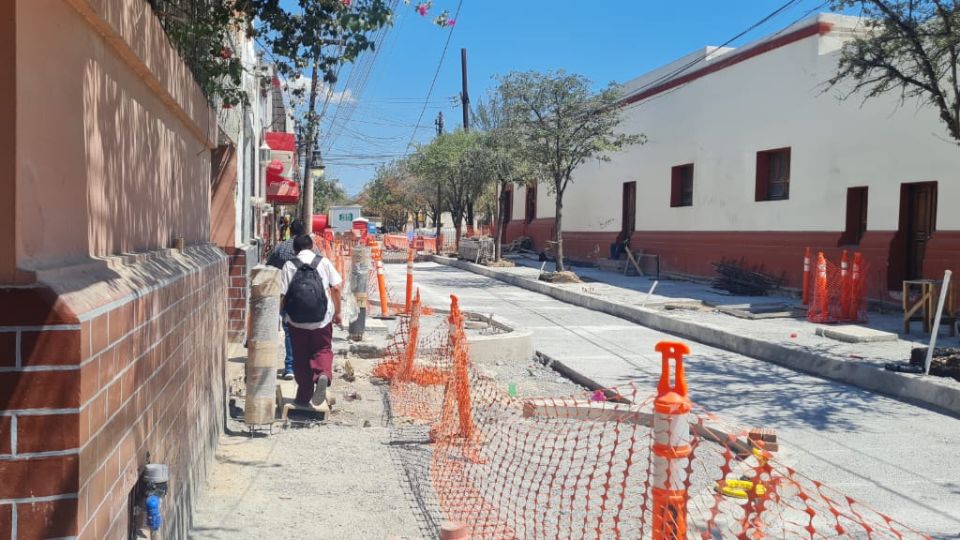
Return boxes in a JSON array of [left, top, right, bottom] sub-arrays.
[[283, 75, 355, 107]]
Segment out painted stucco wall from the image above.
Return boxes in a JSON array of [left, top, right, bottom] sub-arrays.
[[561, 14, 960, 234], [15, 0, 216, 272], [511, 184, 556, 221]]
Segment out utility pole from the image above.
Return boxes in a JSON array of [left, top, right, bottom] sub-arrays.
[[460, 48, 473, 235], [300, 56, 321, 234], [460, 48, 470, 131], [434, 111, 444, 238]]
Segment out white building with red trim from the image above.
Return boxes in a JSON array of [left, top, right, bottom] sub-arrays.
[[503, 13, 960, 299]]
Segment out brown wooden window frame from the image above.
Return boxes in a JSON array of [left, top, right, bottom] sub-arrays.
[[755, 147, 791, 201], [670, 164, 694, 207]]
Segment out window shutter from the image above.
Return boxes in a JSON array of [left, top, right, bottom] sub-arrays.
[[670, 167, 681, 207], [755, 152, 769, 201]]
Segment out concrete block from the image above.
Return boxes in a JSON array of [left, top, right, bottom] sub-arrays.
[[364, 316, 389, 334], [522, 398, 652, 425], [815, 325, 898, 343], [464, 313, 534, 365]]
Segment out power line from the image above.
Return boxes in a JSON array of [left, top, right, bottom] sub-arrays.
[[405, 0, 464, 152]]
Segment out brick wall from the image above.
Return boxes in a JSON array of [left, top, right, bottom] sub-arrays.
[[224, 244, 259, 344], [0, 245, 226, 539]]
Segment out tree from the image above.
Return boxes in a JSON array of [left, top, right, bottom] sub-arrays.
[[497, 71, 644, 272], [359, 162, 412, 231], [474, 96, 539, 261], [828, 0, 960, 143], [409, 131, 477, 248], [248, 0, 393, 231], [312, 176, 349, 214]]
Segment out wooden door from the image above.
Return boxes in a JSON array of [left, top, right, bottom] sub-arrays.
[[622, 181, 636, 236], [906, 183, 937, 279]]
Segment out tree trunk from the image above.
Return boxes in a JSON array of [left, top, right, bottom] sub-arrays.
[[554, 189, 565, 272], [435, 184, 443, 239], [466, 199, 475, 235], [450, 206, 463, 251], [300, 58, 321, 234], [493, 182, 502, 261]]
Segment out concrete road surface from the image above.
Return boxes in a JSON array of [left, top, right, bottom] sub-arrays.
[[384, 262, 960, 537]]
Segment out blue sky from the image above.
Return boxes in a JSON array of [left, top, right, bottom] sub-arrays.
[[312, 0, 839, 195]]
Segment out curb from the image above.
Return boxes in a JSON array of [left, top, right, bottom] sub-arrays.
[[431, 255, 960, 418]]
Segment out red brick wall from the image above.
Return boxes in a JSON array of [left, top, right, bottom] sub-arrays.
[[0, 246, 226, 539]]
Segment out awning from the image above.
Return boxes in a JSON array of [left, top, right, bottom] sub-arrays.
[[265, 159, 300, 205], [265, 132, 296, 152]]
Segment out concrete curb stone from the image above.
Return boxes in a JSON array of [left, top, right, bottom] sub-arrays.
[[431, 255, 960, 418]]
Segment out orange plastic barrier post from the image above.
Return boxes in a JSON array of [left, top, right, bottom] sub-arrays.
[[851, 252, 865, 322], [450, 295, 474, 440], [405, 247, 415, 314], [399, 291, 421, 380], [802, 247, 811, 305], [840, 250, 851, 320], [374, 243, 390, 318], [652, 341, 692, 540], [817, 251, 829, 322]]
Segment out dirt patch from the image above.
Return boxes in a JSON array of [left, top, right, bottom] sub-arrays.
[[484, 260, 515, 268], [539, 271, 582, 284], [910, 347, 960, 381]]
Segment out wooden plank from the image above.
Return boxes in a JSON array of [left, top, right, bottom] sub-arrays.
[[624, 247, 644, 277]]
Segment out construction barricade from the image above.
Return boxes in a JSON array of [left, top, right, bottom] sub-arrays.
[[373, 294, 926, 539], [806, 249, 869, 323]]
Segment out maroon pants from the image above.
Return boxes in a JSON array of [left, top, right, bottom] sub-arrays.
[[287, 323, 334, 405]]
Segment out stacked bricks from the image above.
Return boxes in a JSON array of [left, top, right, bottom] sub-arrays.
[[225, 245, 258, 344], [0, 246, 227, 539]]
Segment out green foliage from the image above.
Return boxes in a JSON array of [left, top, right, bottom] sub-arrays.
[[148, 0, 247, 106], [150, 0, 393, 107], [408, 131, 484, 235], [359, 161, 413, 231], [494, 70, 645, 270], [828, 0, 960, 143], [312, 176, 349, 213], [247, 0, 393, 89]]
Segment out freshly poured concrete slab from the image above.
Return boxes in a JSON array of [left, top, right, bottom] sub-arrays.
[[815, 325, 898, 343]]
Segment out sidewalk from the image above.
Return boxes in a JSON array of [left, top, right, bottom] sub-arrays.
[[190, 335, 431, 539], [431, 254, 960, 417]]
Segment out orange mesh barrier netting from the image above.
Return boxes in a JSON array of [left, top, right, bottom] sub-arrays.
[[808, 250, 869, 324], [373, 292, 450, 420], [375, 295, 928, 539]]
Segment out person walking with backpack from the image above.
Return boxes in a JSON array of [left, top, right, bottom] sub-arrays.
[[267, 219, 306, 380], [279, 234, 343, 407]]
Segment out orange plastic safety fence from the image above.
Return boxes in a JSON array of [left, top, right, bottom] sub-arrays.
[[375, 296, 926, 540], [808, 251, 869, 324]]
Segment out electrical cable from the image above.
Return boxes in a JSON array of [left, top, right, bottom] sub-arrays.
[[404, 0, 464, 152]]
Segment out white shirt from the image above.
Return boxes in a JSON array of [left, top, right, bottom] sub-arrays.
[[279, 250, 343, 329]]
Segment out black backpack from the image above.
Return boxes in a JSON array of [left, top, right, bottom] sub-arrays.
[[285, 257, 328, 324]]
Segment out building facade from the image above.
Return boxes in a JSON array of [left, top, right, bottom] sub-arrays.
[[1, 1, 228, 538], [505, 14, 960, 299]]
